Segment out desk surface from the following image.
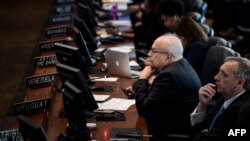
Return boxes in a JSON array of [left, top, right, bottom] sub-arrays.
[[46, 77, 148, 141]]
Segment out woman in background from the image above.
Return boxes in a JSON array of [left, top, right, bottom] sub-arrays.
[[174, 16, 209, 77]]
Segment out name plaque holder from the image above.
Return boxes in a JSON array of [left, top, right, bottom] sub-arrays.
[[54, 4, 75, 14], [56, 0, 75, 4], [34, 55, 58, 67], [14, 98, 51, 115], [45, 25, 70, 37], [38, 39, 67, 51], [50, 14, 72, 25], [0, 129, 23, 141], [25, 72, 58, 88]]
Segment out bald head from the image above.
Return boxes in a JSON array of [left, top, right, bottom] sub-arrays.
[[155, 33, 183, 60], [147, 33, 183, 71]]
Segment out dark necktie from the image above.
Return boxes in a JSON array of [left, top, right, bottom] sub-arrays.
[[209, 106, 226, 130]]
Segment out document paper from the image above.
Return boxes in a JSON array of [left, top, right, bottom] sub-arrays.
[[97, 98, 135, 111], [93, 94, 110, 102]]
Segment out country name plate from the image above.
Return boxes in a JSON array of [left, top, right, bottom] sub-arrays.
[[50, 14, 72, 24], [0, 129, 23, 141], [56, 0, 75, 4], [25, 72, 58, 88], [38, 39, 66, 51], [45, 25, 69, 37], [14, 97, 51, 115], [54, 4, 74, 14], [34, 55, 58, 67]]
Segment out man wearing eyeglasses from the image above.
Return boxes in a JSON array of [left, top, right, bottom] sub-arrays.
[[190, 57, 250, 140], [132, 33, 201, 140]]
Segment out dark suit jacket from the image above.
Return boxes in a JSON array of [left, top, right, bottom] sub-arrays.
[[133, 59, 201, 141], [193, 91, 250, 141]]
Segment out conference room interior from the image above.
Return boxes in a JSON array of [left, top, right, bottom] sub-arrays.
[[0, 0, 250, 140]]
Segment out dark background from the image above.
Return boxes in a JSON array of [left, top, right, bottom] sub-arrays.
[[0, 0, 53, 129]]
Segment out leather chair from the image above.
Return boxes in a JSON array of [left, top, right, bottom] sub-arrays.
[[207, 36, 232, 48], [199, 23, 214, 37], [193, 0, 208, 17], [187, 11, 206, 24], [201, 45, 240, 85]]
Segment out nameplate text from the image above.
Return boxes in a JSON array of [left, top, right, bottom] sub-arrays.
[[38, 39, 66, 51], [45, 26, 69, 37], [0, 129, 23, 141], [14, 98, 51, 115], [51, 14, 72, 24], [25, 72, 58, 88], [54, 5, 74, 14], [34, 55, 58, 67], [56, 0, 75, 4]]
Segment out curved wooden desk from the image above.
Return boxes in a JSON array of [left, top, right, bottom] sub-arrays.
[[12, 41, 148, 141]]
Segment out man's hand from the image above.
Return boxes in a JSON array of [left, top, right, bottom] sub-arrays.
[[197, 83, 216, 112], [140, 66, 153, 79]]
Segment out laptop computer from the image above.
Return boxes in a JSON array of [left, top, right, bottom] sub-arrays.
[[105, 49, 140, 78]]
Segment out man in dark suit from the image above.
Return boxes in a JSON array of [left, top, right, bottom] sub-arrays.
[[132, 33, 201, 141], [191, 56, 250, 141]]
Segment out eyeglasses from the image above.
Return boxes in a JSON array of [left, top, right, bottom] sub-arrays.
[[149, 48, 169, 54]]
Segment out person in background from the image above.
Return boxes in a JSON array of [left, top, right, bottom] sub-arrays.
[[190, 56, 250, 141], [157, 0, 185, 31], [173, 16, 209, 77], [133, 33, 201, 141], [107, 0, 169, 42]]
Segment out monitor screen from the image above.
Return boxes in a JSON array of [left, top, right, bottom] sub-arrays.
[[73, 16, 98, 53], [72, 26, 94, 66], [56, 63, 98, 114], [16, 115, 48, 141], [62, 81, 89, 140]]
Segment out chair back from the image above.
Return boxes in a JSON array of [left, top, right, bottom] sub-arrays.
[[201, 46, 240, 85], [199, 23, 214, 37], [187, 11, 205, 24], [207, 36, 232, 48], [193, 0, 208, 16]]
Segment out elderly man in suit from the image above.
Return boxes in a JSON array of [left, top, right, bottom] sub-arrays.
[[191, 56, 250, 141], [133, 33, 201, 141]]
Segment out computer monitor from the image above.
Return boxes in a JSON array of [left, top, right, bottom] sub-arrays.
[[61, 81, 89, 140], [72, 26, 94, 67], [73, 16, 99, 53], [54, 42, 90, 78], [16, 115, 48, 141], [56, 63, 98, 115], [77, 2, 98, 36], [78, 0, 97, 20]]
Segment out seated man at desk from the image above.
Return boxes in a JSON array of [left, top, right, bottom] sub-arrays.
[[190, 56, 250, 140], [132, 33, 201, 140]]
